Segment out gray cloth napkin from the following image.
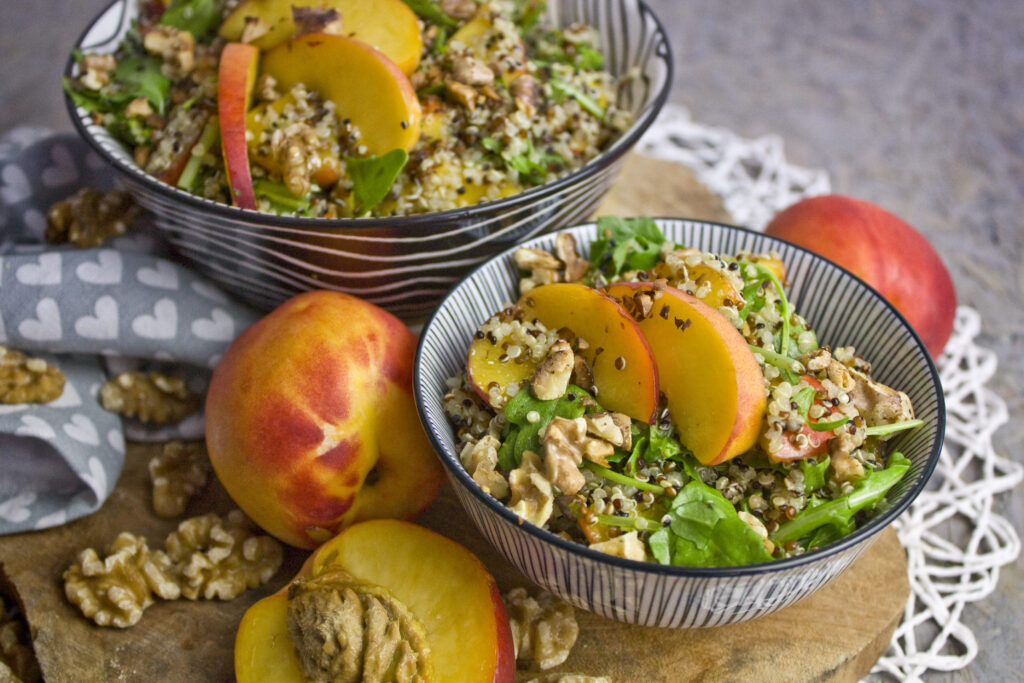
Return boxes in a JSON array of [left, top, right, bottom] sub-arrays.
[[0, 128, 260, 533]]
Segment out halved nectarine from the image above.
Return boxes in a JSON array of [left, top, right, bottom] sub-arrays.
[[517, 283, 659, 423], [605, 282, 767, 465], [260, 33, 421, 156], [235, 520, 514, 683], [219, 0, 423, 74]]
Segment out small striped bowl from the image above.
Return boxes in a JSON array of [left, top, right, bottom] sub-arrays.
[[414, 219, 944, 627], [64, 0, 672, 323]]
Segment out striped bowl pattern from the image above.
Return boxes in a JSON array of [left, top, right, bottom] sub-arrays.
[[65, 0, 672, 322], [415, 219, 945, 627]]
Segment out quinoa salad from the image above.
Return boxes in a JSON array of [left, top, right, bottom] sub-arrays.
[[443, 217, 924, 567], [64, 0, 631, 218]]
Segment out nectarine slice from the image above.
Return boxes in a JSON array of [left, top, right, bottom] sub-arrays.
[[218, 42, 260, 209], [605, 282, 767, 465], [260, 33, 421, 156], [517, 283, 660, 423], [220, 0, 423, 74], [235, 520, 514, 683], [450, 5, 528, 83]]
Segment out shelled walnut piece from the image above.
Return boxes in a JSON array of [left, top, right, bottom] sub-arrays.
[[149, 441, 211, 518], [503, 586, 579, 672], [0, 595, 41, 683], [45, 187, 139, 248], [286, 568, 434, 683], [99, 371, 199, 424], [165, 511, 283, 601], [63, 511, 282, 628], [0, 346, 65, 404]]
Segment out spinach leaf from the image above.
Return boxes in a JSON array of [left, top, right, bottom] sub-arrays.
[[253, 178, 313, 215], [650, 479, 773, 567], [496, 384, 597, 470], [588, 216, 665, 278], [159, 0, 222, 40], [771, 452, 911, 544], [399, 0, 458, 29], [347, 149, 408, 216], [113, 56, 171, 115]]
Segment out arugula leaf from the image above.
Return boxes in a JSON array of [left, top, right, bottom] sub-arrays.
[[483, 135, 565, 186], [399, 0, 458, 28], [496, 385, 597, 470], [347, 149, 408, 216], [113, 56, 171, 115], [864, 419, 925, 438], [176, 114, 220, 191], [771, 452, 911, 544], [792, 385, 850, 432], [574, 44, 605, 70], [516, 0, 546, 34], [799, 456, 830, 493], [588, 216, 664, 278], [550, 78, 605, 119], [159, 0, 221, 40], [581, 460, 665, 495], [253, 178, 313, 215], [650, 480, 773, 567]]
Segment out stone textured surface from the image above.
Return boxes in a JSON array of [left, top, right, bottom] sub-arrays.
[[0, 0, 1021, 678]]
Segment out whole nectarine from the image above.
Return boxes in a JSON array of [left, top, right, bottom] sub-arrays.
[[764, 194, 956, 357], [205, 290, 444, 549]]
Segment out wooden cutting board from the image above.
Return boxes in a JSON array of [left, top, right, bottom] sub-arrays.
[[0, 155, 909, 682]]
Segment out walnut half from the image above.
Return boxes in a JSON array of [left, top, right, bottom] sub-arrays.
[[46, 187, 138, 248], [149, 441, 211, 518], [0, 346, 65, 404], [99, 371, 199, 424], [0, 595, 41, 683], [503, 587, 579, 672]]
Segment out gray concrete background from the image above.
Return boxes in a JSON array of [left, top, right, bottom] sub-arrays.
[[1, 0, 1021, 679]]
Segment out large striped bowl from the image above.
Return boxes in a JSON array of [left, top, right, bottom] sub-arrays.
[[64, 0, 672, 323], [415, 219, 944, 627]]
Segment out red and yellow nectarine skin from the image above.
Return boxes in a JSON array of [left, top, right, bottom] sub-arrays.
[[605, 282, 768, 466], [235, 520, 515, 683], [219, 0, 423, 74], [764, 194, 956, 358], [218, 42, 260, 210], [260, 33, 422, 156], [205, 290, 444, 549], [517, 283, 661, 423]]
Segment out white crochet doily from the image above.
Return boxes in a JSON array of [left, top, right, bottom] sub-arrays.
[[638, 104, 1024, 680]]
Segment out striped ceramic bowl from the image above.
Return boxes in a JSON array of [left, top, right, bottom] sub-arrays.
[[414, 219, 944, 627], [64, 0, 672, 323]]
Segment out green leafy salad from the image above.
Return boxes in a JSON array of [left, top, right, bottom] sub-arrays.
[[443, 218, 922, 566]]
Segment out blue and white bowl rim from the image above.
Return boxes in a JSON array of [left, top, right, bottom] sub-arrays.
[[415, 217, 945, 578]]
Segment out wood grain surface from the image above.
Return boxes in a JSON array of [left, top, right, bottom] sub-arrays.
[[0, 155, 910, 682]]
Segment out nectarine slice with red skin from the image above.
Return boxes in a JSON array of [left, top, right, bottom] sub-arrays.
[[205, 290, 445, 549], [218, 42, 260, 210], [219, 0, 423, 74], [764, 194, 956, 358], [517, 283, 660, 423], [235, 520, 514, 683], [605, 282, 768, 466], [762, 375, 839, 462], [260, 33, 421, 156]]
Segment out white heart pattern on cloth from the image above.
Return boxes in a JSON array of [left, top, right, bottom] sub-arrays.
[[48, 380, 82, 408], [18, 298, 62, 341], [75, 295, 119, 340], [22, 208, 47, 240], [62, 413, 100, 446], [76, 249, 122, 285], [0, 492, 36, 524], [16, 252, 62, 285], [15, 414, 56, 440], [34, 509, 67, 529], [107, 428, 125, 455], [79, 456, 108, 500], [40, 144, 79, 187], [192, 307, 235, 342], [137, 259, 180, 290], [131, 297, 177, 339], [0, 163, 31, 204]]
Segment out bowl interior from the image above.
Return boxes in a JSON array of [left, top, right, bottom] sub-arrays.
[[416, 218, 945, 575], [65, 0, 673, 228]]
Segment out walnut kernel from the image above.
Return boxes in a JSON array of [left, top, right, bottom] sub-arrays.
[[0, 595, 41, 683], [45, 187, 138, 248], [149, 441, 211, 518], [99, 371, 199, 424], [0, 347, 65, 404], [503, 587, 579, 671]]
